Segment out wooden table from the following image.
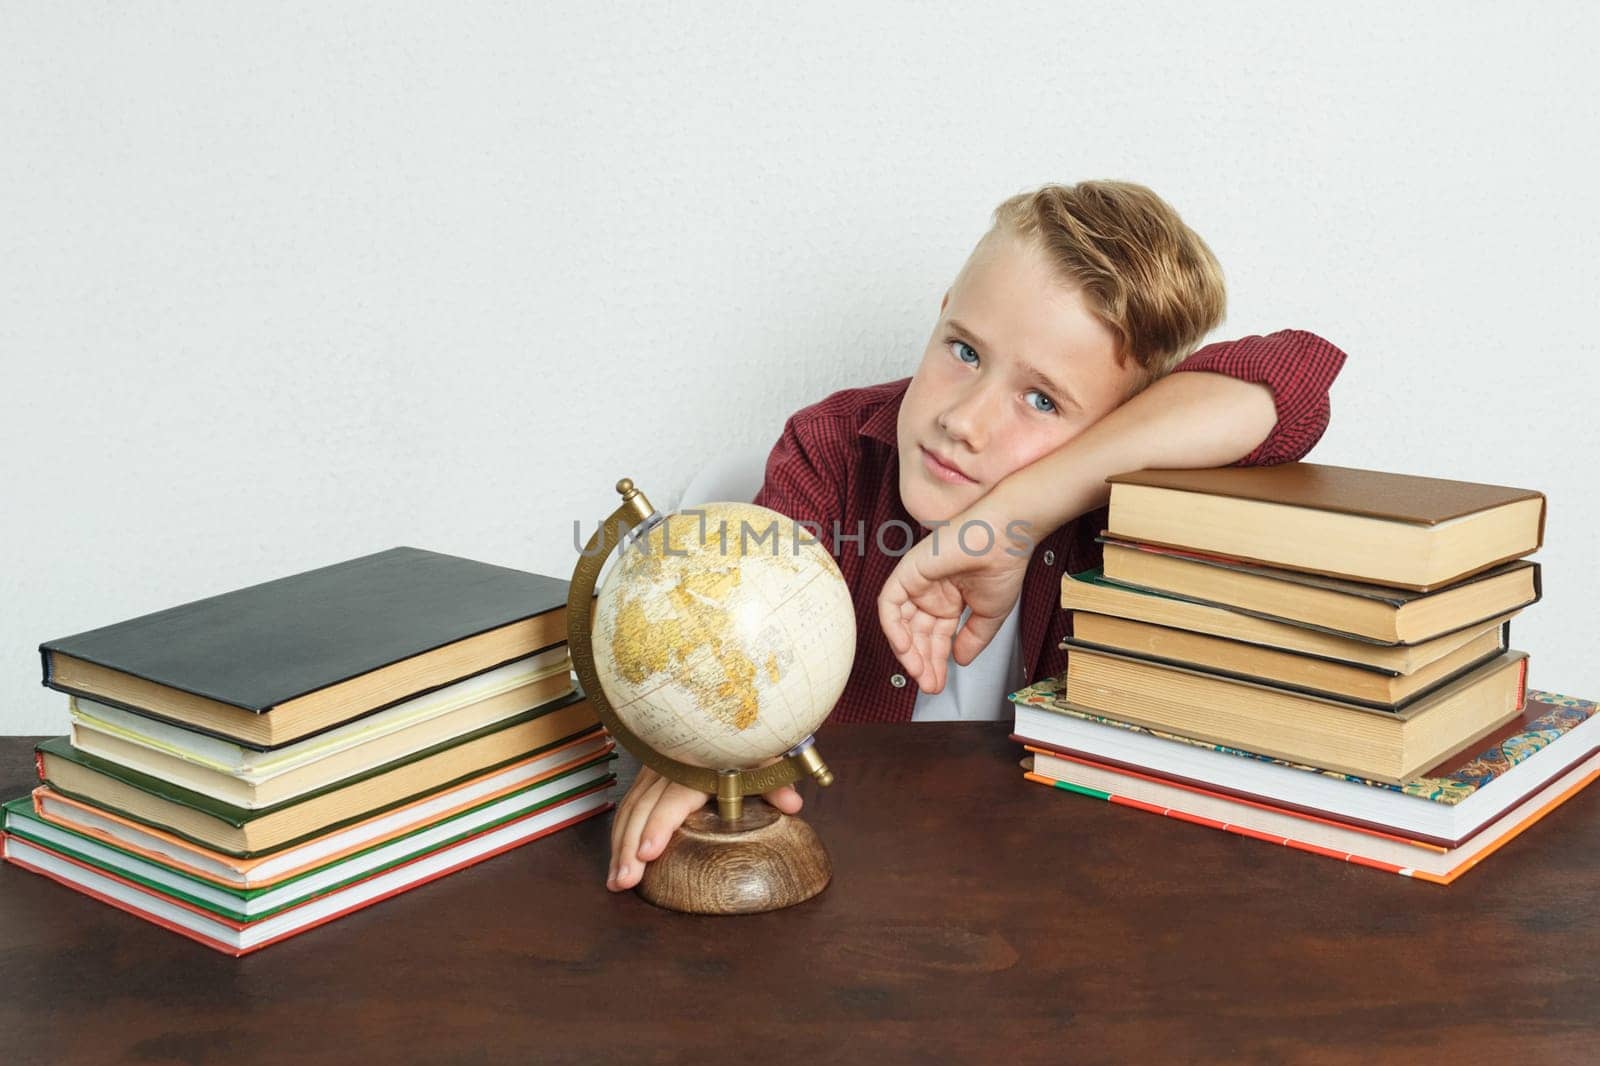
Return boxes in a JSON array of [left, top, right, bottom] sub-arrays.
[[2, 723, 1597, 1065]]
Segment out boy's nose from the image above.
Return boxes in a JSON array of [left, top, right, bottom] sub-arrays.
[[938, 389, 994, 452]]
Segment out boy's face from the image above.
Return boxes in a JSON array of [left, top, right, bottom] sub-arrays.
[[896, 230, 1145, 527]]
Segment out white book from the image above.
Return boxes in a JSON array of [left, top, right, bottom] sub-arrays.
[[1028, 748, 1600, 883]]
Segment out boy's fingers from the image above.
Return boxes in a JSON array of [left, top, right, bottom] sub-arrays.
[[953, 611, 1005, 666], [763, 784, 803, 815], [609, 774, 668, 890], [913, 626, 939, 692], [608, 767, 657, 862], [630, 784, 712, 876], [609, 772, 665, 876], [878, 585, 911, 655]]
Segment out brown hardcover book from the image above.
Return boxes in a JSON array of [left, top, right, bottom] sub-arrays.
[[1062, 644, 1528, 784], [1104, 463, 1545, 590], [1068, 613, 1508, 707], [1098, 538, 1541, 645], [1061, 567, 1518, 670]]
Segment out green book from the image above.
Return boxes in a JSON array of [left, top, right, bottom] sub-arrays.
[[39, 546, 573, 749]]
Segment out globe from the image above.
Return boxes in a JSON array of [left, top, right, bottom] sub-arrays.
[[591, 500, 856, 771]]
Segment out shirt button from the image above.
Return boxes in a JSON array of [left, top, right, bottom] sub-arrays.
[[1043, 550, 1056, 566], [890, 673, 907, 688]]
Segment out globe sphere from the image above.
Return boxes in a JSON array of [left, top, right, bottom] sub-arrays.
[[592, 501, 855, 770]]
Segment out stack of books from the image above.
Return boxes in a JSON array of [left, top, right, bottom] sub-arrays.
[[1, 547, 616, 954], [1010, 463, 1599, 883]]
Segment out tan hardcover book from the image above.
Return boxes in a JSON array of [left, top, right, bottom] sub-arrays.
[[1099, 540, 1540, 645], [29, 731, 615, 889], [1061, 568, 1517, 670], [1068, 613, 1507, 707], [1063, 645, 1528, 783], [1104, 463, 1545, 590], [36, 695, 600, 856]]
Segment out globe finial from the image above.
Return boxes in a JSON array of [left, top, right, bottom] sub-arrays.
[[616, 478, 636, 498], [788, 736, 835, 787]]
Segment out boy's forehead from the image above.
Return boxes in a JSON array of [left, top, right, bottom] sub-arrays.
[[946, 231, 1117, 373]]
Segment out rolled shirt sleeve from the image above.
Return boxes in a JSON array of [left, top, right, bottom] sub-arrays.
[[1169, 329, 1349, 466]]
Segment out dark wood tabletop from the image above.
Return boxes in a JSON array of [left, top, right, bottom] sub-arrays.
[[2, 723, 1597, 1065]]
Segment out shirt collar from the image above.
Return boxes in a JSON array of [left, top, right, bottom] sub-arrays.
[[858, 378, 909, 447]]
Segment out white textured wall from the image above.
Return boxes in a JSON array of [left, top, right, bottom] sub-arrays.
[[2, 3, 1597, 732]]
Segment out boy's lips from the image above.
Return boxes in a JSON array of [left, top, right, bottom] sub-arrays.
[[920, 445, 976, 485]]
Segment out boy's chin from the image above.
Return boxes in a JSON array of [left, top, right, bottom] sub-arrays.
[[900, 480, 973, 529]]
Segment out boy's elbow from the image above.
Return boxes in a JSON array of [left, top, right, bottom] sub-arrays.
[[1233, 395, 1332, 467]]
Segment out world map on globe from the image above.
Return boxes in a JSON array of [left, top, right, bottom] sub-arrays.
[[592, 501, 856, 770]]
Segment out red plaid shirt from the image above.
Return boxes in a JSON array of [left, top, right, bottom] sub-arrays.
[[751, 330, 1349, 724]]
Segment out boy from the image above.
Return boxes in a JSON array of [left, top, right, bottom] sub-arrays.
[[607, 181, 1347, 892]]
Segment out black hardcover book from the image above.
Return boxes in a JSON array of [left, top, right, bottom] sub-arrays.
[[40, 547, 571, 749]]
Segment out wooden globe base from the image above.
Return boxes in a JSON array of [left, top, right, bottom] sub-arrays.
[[635, 799, 831, 914]]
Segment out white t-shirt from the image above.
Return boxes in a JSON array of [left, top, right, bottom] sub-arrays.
[[910, 599, 1026, 722]]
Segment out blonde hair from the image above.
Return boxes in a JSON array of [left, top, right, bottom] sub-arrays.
[[990, 181, 1226, 386]]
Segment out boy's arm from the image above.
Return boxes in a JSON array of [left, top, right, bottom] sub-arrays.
[[877, 329, 1349, 692], [983, 329, 1348, 538], [1166, 328, 1348, 467]]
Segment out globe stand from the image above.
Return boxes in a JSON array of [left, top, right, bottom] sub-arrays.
[[568, 479, 838, 915], [636, 798, 831, 915]]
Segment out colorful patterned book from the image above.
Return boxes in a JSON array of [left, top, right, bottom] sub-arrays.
[[1010, 678, 1599, 848]]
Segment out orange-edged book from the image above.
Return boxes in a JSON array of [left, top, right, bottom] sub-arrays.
[[4, 750, 614, 923], [1022, 747, 1600, 884], [25, 731, 615, 890], [1, 783, 614, 957], [1104, 463, 1545, 591]]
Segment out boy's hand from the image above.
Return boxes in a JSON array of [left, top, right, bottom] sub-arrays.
[[877, 496, 1031, 695], [606, 758, 803, 892]]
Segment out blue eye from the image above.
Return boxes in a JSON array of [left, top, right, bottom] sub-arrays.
[[949, 340, 980, 365], [1026, 389, 1056, 414]]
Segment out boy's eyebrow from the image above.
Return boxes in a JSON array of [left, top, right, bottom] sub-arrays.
[[946, 318, 1083, 411]]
